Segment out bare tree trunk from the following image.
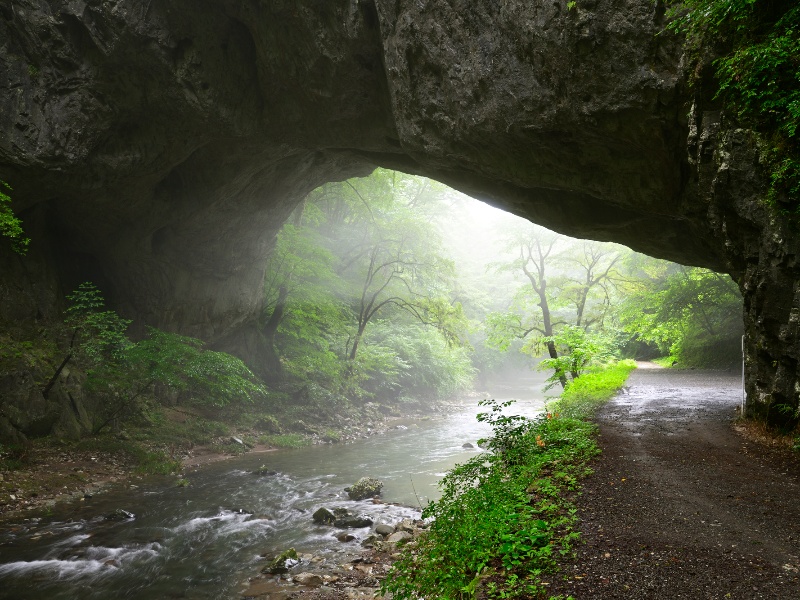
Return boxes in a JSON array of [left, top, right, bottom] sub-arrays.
[[261, 284, 288, 381]]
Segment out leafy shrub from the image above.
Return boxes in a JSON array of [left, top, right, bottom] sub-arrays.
[[668, 0, 800, 210], [382, 399, 598, 599], [551, 360, 637, 418], [0, 180, 29, 255]]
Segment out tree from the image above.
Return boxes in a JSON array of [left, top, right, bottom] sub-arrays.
[[260, 169, 472, 403], [89, 328, 267, 433], [50, 283, 267, 433], [486, 224, 569, 387], [42, 282, 132, 399], [0, 180, 29, 255], [260, 215, 343, 381], [539, 325, 619, 390], [618, 261, 743, 366], [559, 242, 623, 328], [485, 225, 628, 387], [326, 169, 465, 361]]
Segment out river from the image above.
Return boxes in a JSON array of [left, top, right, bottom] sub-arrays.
[[0, 374, 547, 599]]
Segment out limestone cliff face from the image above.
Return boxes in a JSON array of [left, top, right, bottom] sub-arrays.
[[0, 0, 797, 419]]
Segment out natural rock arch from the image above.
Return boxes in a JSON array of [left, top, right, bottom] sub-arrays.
[[0, 0, 797, 419]]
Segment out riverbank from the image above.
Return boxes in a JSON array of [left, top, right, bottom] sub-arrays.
[[370, 361, 638, 600], [0, 400, 446, 519]]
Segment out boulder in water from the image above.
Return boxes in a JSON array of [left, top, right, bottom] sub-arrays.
[[335, 513, 373, 529], [347, 477, 383, 500], [294, 572, 324, 586], [312, 507, 336, 525], [462, 442, 474, 449], [104, 509, 135, 521], [253, 465, 278, 476], [374, 523, 394, 537], [262, 548, 299, 574]]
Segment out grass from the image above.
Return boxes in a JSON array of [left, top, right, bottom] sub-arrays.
[[549, 359, 637, 418], [382, 360, 636, 600]]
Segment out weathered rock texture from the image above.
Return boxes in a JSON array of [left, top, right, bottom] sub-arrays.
[[0, 0, 798, 421]]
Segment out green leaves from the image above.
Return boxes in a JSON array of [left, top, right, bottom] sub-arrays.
[[66, 282, 132, 365], [0, 180, 30, 255], [668, 0, 800, 208], [383, 398, 603, 599], [263, 169, 471, 402], [62, 283, 266, 432], [539, 326, 620, 390], [617, 264, 742, 367]]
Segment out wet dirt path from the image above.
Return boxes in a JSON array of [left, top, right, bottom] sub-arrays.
[[548, 366, 800, 599]]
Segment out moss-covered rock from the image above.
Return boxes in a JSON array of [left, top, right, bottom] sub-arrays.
[[347, 477, 383, 500], [262, 548, 299, 574]]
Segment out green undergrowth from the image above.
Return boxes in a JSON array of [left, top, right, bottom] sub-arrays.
[[652, 356, 677, 368], [550, 359, 637, 418], [382, 361, 636, 600], [668, 0, 800, 213]]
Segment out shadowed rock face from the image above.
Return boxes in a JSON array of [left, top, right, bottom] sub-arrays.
[[0, 0, 797, 417]]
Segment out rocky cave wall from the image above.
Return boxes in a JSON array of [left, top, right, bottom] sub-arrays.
[[0, 0, 798, 426]]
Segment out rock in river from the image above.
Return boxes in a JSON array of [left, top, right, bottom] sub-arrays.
[[262, 548, 299, 574], [294, 572, 324, 586], [333, 507, 372, 528], [105, 509, 135, 521], [312, 507, 336, 525], [347, 477, 383, 500]]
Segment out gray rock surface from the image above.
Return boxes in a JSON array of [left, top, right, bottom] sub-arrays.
[[374, 523, 394, 537], [312, 507, 336, 525], [294, 572, 324, 586], [0, 0, 796, 420], [386, 531, 412, 543]]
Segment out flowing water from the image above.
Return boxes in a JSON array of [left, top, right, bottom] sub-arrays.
[[0, 374, 547, 599]]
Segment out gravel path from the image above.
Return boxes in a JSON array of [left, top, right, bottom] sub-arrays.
[[546, 366, 800, 599]]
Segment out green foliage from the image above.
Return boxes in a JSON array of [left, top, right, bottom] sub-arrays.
[[539, 326, 620, 390], [383, 400, 597, 599], [66, 282, 132, 364], [129, 329, 267, 407], [617, 264, 742, 367], [0, 180, 30, 255], [62, 283, 266, 433], [668, 0, 800, 209], [550, 360, 637, 419], [263, 169, 472, 404], [383, 363, 634, 599], [483, 223, 627, 388]]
